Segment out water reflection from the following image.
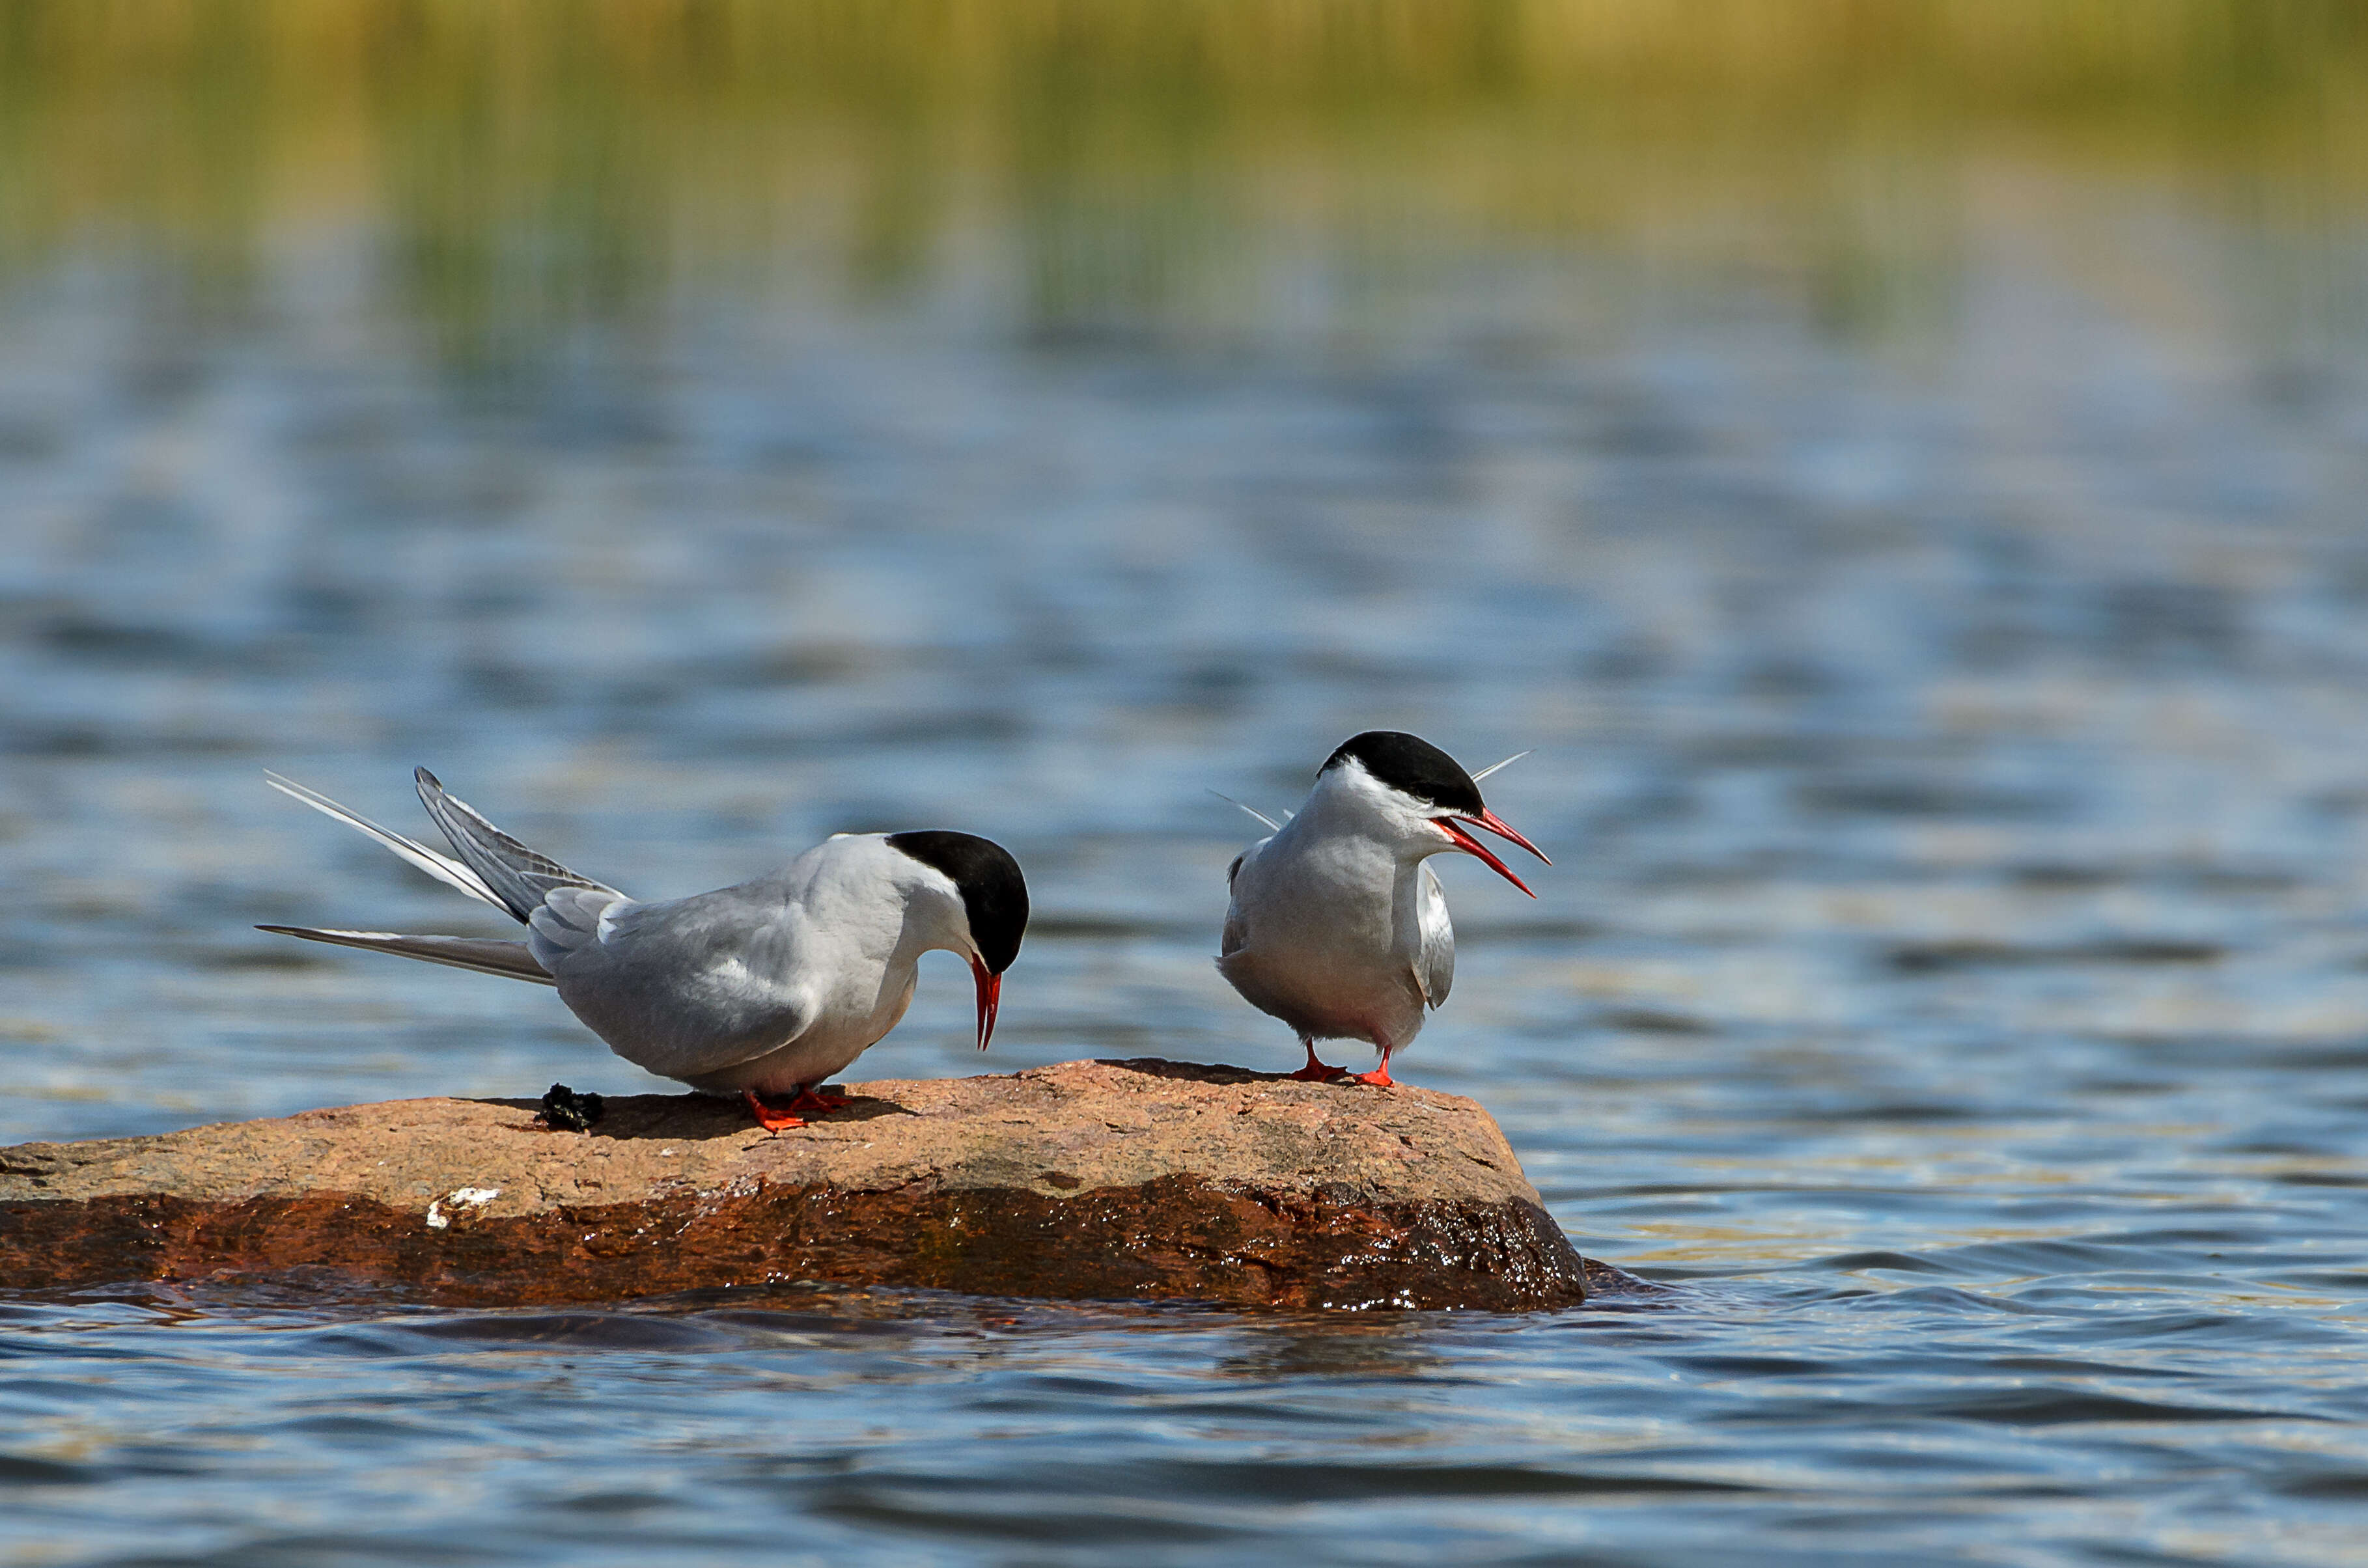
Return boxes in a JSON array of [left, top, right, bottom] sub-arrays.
[[1215, 1318, 1445, 1382], [1, 1, 2363, 368]]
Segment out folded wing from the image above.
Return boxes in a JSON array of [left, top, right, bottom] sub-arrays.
[[411, 767, 626, 924], [1414, 862, 1454, 1009]]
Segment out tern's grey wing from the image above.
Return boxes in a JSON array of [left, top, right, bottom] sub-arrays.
[[530, 886, 815, 1080], [1220, 898, 1247, 959], [1219, 846, 1256, 957], [257, 926, 554, 985], [1415, 862, 1454, 1009], [413, 768, 624, 925], [1219, 832, 1277, 959]]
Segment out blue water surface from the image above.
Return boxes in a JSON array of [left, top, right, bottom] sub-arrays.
[[7, 91, 2368, 1566]]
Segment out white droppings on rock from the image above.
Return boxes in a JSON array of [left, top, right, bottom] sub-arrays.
[[426, 1187, 500, 1229]]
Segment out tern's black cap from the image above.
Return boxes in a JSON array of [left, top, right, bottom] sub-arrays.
[[1319, 730, 1484, 816], [885, 831, 1029, 973]]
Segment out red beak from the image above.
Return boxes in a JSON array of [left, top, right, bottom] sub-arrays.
[[1436, 816, 1543, 898], [1470, 808, 1551, 866], [969, 956, 1001, 1052]]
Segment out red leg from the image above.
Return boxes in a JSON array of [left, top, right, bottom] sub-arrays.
[[1350, 1041, 1396, 1088], [1286, 1040, 1348, 1082], [742, 1089, 807, 1132], [777, 1084, 850, 1114]]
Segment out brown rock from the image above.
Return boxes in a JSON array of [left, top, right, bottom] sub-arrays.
[[0, 1058, 1637, 1311]]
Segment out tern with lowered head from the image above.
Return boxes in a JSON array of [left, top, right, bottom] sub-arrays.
[[259, 769, 1027, 1130], [1216, 731, 1549, 1087]]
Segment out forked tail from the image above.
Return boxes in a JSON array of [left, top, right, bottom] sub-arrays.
[[254, 926, 555, 984], [260, 768, 629, 978]]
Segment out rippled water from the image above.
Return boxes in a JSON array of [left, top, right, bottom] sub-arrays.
[[10, 7, 2368, 1563]]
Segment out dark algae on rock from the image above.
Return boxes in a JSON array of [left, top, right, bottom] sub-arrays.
[[535, 1083, 606, 1133]]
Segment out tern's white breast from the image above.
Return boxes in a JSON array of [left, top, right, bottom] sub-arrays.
[[1219, 818, 1436, 1049]]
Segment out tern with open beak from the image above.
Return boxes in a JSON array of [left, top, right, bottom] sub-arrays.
[[258, 769, 1027, 1131], [1216, 731, 1550, 1088]]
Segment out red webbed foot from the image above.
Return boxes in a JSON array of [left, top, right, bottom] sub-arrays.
[[1287, 1043, 1348, 1082], [1349, 1060, 1396, 1088], [744, 1085, 854, 1129], [742, 1089, 808, 1132]]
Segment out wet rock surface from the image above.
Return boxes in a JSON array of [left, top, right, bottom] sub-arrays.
[[0, 1059, 1634, 1311]]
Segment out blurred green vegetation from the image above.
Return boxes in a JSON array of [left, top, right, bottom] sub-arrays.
[[2, 0, 2361, 366]]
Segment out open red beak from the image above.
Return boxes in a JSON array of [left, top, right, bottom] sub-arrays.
[[1470, 808, 1551, 866], [969, 956, 1001, 1052], [1436, 814, 1545, 898]]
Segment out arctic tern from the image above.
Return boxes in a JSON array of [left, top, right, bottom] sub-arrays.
[[1216, 732, 1548, 1087], [259, 769, 1027, 1130]]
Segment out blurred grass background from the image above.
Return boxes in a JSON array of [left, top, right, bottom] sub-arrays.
[[3, 0, 2361, 376]]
